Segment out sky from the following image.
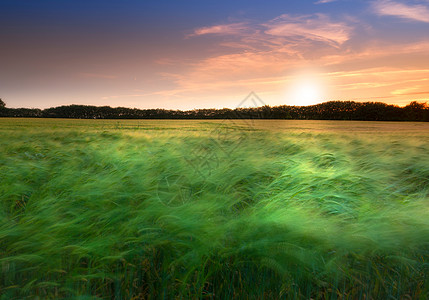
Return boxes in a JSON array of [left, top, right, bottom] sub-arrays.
[[1, 0, 429, 110]]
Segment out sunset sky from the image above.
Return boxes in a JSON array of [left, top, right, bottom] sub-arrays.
[[1, 0, 429, 110]]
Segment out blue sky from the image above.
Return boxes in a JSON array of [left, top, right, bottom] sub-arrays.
[[1, 0, 429, 109]]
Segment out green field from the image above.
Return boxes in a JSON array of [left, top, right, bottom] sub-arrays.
[[1, 118, 429, 299]]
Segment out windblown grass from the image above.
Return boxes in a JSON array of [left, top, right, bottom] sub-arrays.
[[1, 118, 429, 299]]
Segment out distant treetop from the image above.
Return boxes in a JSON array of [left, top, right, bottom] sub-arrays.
[[0, 99, 428, 121]]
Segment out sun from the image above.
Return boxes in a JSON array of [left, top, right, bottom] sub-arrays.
[[293, 82, 321, 106], [286, 72, 325, 106]]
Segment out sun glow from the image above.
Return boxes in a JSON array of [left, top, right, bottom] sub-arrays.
[[286, 72, 325, 106]]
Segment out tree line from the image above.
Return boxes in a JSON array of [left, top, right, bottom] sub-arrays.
[[0, 98, 428, 121]]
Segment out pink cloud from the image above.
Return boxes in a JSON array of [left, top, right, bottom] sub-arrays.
[[372, 0, 429, 22], [263, 14, 352, 47]]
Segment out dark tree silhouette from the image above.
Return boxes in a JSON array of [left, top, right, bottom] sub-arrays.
[[0, 99, 428, 121], [404, 101, 428, 121]]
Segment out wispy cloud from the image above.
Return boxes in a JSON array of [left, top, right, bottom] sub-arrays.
[[189, 22, 249, 37], [315, 0, 339, 4], [263, 14, 352, 47], [324, 67, 429, 104], [189, 14, 352, 48], [372, 0, 429, 23], [392, 85, 429, 96]]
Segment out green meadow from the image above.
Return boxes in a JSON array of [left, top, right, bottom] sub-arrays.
[[1, 118, 429, 299]]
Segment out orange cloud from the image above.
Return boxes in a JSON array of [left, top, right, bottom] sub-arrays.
[[392, 85, 429, 96], [322, 67, 429, 105]]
